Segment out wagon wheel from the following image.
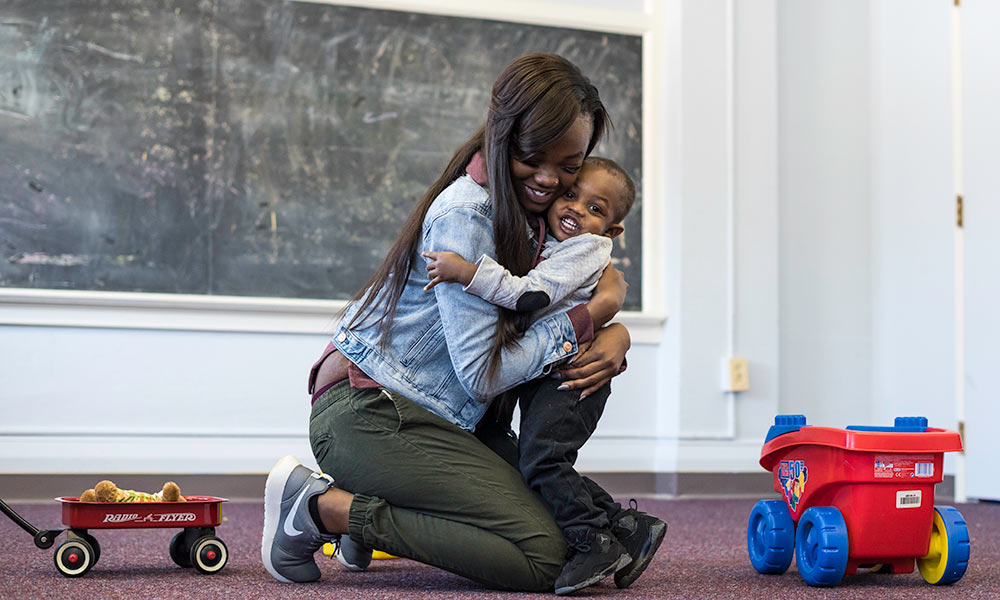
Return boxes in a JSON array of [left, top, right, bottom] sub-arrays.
[[54, 537, 95, 577], [747, 500, 795, 574], [917, 506, 970, 585], [795, 506, 848, 586], [69, 530, 101, 565], [190, 535, 228, 574], [170, 531, 194, 568]]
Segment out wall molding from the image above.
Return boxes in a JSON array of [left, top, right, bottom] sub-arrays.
[[0, 288, 666, 342], [0, 470, 956, 503], [0, 471, 787, 502]]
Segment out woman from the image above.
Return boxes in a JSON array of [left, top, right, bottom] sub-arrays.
[[261, 54, 631, 592]]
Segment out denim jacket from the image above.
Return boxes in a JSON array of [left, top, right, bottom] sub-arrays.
[[332, 174, 582, 430]]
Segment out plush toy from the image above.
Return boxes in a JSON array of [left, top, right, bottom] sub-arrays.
[[79, 480, 185, 503]]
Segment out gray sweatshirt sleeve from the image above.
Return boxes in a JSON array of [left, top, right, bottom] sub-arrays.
[[463, 234, 613, 312]]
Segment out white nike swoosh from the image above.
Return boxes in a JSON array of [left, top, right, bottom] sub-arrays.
[[283, 486, 309, 537]]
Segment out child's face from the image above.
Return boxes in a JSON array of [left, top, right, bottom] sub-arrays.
[[546, 165, 626, 242], [510, 115, 592, 215]]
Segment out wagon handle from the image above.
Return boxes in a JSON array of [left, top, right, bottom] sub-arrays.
[[0, 497, 61, 549]]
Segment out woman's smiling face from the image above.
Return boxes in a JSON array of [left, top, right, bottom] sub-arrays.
[[510, 114, 593, 215]]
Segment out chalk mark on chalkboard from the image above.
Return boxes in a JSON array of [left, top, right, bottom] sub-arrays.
[[9, 252, 89, 266], [83, 41, 143, 64], [362, 111, 397, 123]]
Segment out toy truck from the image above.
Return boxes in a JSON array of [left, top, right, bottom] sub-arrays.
[[747, 415, 969, 587]]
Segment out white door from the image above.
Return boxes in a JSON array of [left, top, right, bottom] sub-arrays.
[[962, 0, 1000, 501]]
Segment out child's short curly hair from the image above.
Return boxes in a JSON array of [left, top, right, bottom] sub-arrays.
[[583, 156, 636, 223]]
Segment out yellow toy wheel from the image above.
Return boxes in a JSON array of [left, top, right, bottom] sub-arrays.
[[917, 506, 970, 585]]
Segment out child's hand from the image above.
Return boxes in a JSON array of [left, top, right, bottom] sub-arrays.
[[422, 251, 477, 290]]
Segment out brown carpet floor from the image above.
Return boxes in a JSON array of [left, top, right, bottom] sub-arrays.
[[1, 498, 997, 599]]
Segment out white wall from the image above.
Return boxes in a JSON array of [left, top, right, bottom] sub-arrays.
[[869, 1, 955, 429], [0, 325, 322, 473], [0, 0, 964, 479], [778, 0, 873, 425]]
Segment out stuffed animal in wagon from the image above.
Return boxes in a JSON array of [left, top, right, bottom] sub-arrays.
[[79, 480, 185, 503]]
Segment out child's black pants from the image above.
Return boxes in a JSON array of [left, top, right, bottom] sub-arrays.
[[477, 377, 623, 543]]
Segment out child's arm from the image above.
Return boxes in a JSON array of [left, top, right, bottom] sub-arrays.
[[460, 234, 612, 313], [422, 251, 479, 290]]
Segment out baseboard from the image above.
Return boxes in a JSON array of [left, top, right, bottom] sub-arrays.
[[0, 472, 957, 503], [0, 434, 764, 474]]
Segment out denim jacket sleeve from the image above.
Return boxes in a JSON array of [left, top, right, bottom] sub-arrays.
[[422, 187, 580, 401]]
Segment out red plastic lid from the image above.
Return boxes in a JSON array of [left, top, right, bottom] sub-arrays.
[[760, 426, 962, 470]]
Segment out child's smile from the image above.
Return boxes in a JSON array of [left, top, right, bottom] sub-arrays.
[[556, 214, 583, 237]]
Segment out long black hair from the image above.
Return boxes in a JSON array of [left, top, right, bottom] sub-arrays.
[[346, 54, 609, 382]]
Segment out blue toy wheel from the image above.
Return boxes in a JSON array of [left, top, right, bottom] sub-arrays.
[[795, 506, 849, 586], [747, 500, 795, 574], [917, 506, 970, 585]]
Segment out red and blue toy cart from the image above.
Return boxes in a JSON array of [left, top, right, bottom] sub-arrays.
[[0, 495, 229, 577], [747, 415, 969, 587]]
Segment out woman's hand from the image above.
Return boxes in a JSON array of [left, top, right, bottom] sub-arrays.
[[556, 322, 630, 398], [586, 265, 627, 329]]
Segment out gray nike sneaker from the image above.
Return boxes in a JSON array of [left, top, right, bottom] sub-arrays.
[[261, 455, 336, 583], [335, 534, 373, 572]]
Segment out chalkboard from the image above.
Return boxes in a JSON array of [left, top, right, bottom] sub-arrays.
[[0, 0, 643, 310]]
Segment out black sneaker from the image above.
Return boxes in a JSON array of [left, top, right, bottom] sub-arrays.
[[611, 499, 667, 589], [334, 534, 372, 571], [554, 528, 632, 596]]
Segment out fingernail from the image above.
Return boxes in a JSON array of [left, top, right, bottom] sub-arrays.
[[552, 372, 562, 380], [579, 392, 588, 400], [557, 384, 569, 391]]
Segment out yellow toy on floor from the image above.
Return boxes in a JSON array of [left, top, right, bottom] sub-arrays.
[[322, 543, 398, 561], [79, 480, 185, 502]]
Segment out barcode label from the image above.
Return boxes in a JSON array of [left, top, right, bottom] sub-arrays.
[[896, 490, 922, 509], [915, 462, 934, 477]]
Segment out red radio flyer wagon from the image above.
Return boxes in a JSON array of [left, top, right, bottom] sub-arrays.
[[1, 494, 228, 577], [747, 415, 969, 587]]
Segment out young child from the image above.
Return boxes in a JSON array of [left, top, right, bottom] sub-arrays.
[[423, 157, 665, 595], [423, 156, 627, 320]]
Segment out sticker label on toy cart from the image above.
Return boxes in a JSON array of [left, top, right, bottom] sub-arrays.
[[874, 454, 935, 479], [102, 512, 197, 524], [777, 459, 808, 511], [896, 490, 922, 509]]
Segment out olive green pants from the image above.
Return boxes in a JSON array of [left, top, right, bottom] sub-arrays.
[[309, 381, 565, 591]]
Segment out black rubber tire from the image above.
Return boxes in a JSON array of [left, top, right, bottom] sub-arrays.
[[190, 535, 228, 574], [169, 530, 193, 568], [54, 538, 95, 577]]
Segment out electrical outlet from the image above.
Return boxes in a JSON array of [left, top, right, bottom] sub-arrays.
[[722, 357, 750, 392]]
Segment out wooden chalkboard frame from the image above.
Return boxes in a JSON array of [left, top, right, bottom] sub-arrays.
[[0, 0, 667, 341]]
